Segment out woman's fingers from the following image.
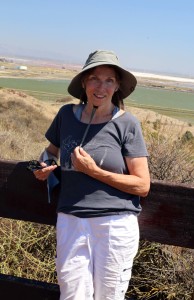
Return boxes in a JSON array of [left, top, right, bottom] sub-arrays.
[[34, 165, 57, 181], [71, 146, 96, 174]]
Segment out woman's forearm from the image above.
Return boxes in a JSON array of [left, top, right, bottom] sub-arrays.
[[72, 147, 150, 197], [86, 165, 150, 197]]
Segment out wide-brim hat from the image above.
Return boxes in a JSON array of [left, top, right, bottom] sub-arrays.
[[68, 50, 137, 100]]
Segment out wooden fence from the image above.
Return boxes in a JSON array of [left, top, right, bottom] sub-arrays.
[[0, 159, 194, 299]]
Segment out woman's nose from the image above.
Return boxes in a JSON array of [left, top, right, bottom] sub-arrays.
[[96, 80, 106, 89]]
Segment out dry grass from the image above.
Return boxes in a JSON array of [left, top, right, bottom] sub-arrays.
[[0, 88, 59, 160], [0, 88, 194, 299], [141, 117, 194, 184], [126, 105, 194, 136], [126, 241, 194, 300], [0, 218, 56, 283]]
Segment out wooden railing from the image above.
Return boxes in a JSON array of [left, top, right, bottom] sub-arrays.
[[0, 159, 194, 299]]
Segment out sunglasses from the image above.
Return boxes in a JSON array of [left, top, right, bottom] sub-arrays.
[[27, 159, 57, 172]]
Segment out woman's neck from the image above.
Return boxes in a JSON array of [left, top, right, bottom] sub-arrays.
[[81, 104, 115, 124]]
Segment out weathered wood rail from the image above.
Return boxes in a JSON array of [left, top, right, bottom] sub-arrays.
[[0, 159, 194, 299]]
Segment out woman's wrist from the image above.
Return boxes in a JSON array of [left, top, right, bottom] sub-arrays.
[[39, 148, 58, 163]]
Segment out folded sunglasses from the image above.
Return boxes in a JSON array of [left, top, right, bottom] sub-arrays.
[[27, 159, 57, 172]]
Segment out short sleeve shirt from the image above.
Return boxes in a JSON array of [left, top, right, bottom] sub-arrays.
[[45, 104, 148, 217]]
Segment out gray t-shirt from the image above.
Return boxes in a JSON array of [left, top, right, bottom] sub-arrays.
[[45, 104, 148, 217]]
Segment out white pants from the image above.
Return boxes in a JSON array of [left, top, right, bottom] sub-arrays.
[[56, 213, 139, 300]]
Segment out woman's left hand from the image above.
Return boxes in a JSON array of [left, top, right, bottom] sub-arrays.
[[71, 147, 97, 174]]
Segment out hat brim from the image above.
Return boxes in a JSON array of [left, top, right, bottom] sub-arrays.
[[68, 62, 137, 100]]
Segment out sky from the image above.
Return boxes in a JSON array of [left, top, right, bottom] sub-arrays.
[[1, 0, 194, 77]]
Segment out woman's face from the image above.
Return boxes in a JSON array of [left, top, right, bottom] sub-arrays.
[[83, 66, 119, 108]]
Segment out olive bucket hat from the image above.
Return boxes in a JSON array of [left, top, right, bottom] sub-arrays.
[[68, 50, 137, 100]]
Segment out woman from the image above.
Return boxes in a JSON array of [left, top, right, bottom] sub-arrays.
[[34, 50, 150, 300]]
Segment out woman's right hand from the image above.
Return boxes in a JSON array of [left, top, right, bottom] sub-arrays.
[[34, 162, 57, 181]]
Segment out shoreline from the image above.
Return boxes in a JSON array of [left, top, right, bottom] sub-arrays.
[[133, 71, 194, 84]]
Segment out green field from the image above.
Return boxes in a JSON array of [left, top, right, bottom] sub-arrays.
[[129, 86, 194, 124], [1, 77, 194, 124], [0, 78, 70, 102]]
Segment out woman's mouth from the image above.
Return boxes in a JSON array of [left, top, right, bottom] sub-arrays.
[[94, 93, 105, 99]]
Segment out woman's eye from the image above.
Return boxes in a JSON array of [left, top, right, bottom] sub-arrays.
[[88, 76, 97, 82], [107, 78, 114, 83], [87, 76, 116, 86]]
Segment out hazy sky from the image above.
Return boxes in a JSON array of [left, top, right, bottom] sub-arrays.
[[1, 0, 194, 76]]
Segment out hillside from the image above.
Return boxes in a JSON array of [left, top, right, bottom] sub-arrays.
[[0, 87, 193, 161], [0, 88, 59, 160]]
